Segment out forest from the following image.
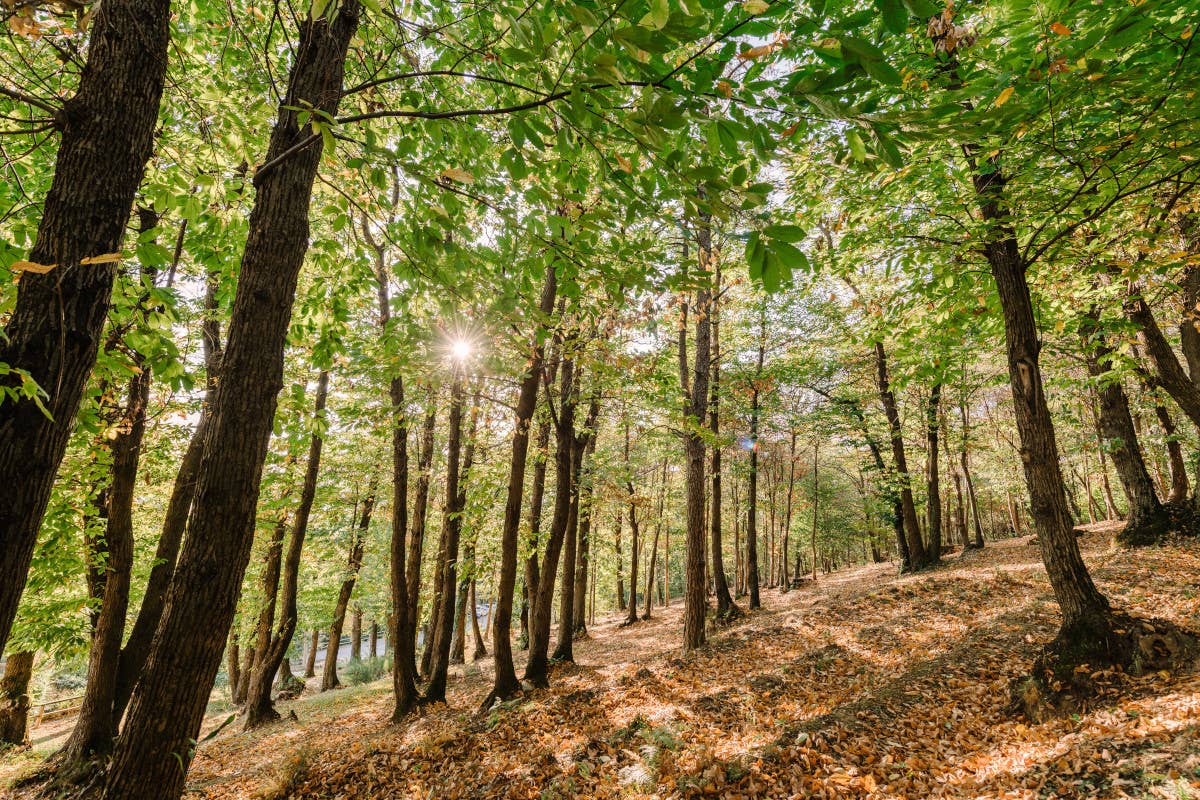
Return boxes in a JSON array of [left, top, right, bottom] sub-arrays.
[[0, 0, 1198, 797]]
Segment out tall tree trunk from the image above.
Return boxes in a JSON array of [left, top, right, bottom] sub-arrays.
[[781, 432, 796, 590], [958, 401, 986, 548], [962, 146, 1113, 649], [875, 341, 928, 569], [403, 393, 437, 686], [242, 516, 290, 704], [746, 312, 765, 609], [810, 440, 820, 581], [469, 580, 487, 661], [524, 353, 576, 687], [245, 371, 331, 728], [423, 374, 471, 703], [0, 651, 34, 745], [350, 607, 363, 662], [614, 510, 626, 613], [1081, 316, 1169, 545], [552, 388, 591, 662], [623, 421, 641, 626], [709, 265, 737, 616], [681, 218, 713, 652], [102, 9, 359, 797], [1154, 403, 1190, 504], [572, 400, 600, 638], [304, 629, 319, 679], [0, 0, 171, 655], [643, 458, 667, 620], [522, 412, 553, 644], [925, 383, 943, 563], [322, 498, 368, 693]]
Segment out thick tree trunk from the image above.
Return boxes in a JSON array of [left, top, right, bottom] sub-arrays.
[[925, 383, 943, 563], [0, 651, 33, 745], [102, 10, 359, 797], [0, 0, 171, 655], [875, 341, 928, 569], [1154, 404, 1190, 504], [969, 162, 1112, 645], [423, 374, 468, 703], [1081, 317, 1169, 545], [524, 355, 576, 687], [245, 371, 331, 729]]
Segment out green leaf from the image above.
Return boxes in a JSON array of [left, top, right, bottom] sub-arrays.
[[847, 130, 867, 161], [874, 0, 908, 35], [763, 224, 806, 242]]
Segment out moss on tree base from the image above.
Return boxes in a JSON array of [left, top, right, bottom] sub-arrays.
[[1009, 610, 1198, 722]]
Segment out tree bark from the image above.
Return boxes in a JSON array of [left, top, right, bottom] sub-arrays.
[[709, 263, 737, 617], [875, 341, 928, 569], [423, 373, 469, 703], [572, 412, 599, 638], [323, 495, 369, 693], [351, 606, 363, 662], [245, 371, 331, 728], [1081, 316, 1168, 545], [746, 312, 765, 609], [524, 352, 576, 687], [0, 651, 33, 745], [554, 392, 597, 660], [959, 400, 986, 548], [304, 629, 319, 679], [925, 383, 943, 563], [403, 393, 436, 686], [103, 9, 359, 796], [643, 458, 667, 620], [0, 0, 171, 655]]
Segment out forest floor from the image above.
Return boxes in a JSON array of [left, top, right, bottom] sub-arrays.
[[4, 526, 1200, 799]]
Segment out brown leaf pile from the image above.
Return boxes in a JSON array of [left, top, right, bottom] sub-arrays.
[[186, 529, 1200, 799]]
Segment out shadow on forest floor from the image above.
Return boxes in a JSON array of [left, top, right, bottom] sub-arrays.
[[4, 524, 1198, 799]]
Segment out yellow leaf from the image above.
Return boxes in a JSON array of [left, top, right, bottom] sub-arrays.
[[1050, 21, 1071, 36], [995, 86, 1015, 106], [717, 80, 732, 98], [742, 0, 770, 13], [738, 44, 772, 60], [615, 155, 632, 174], [862, 773, 878, 792], [12, 260, 56, 274], [80, 252, 122, 265], [439, 167, 474, 184]]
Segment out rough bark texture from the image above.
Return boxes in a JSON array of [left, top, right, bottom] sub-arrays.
[[553, 392, 596, 661], [968, 161, 1112, 646], [485, 264, 557, 705], [875, 341, 929, 569], [102, 10, 359, 796], [424, 374, 468, 703], [403, 395, 436, 685], [1154, 404, 1189, 504], [925, 383, 943, 563], [709, 265, 738, 619], [322, 502, 368, 693], [1081, 318, 1169, 546], [245, 371, 331, 728], [0, 651, 33, 745], [681, 221, 713, 652], [525, 355, 576, 687], [0, 0, 171, 657], [351, 606, 363, 663]]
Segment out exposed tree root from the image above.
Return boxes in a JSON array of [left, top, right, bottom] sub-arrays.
[[1009, 611, 1199, 722]]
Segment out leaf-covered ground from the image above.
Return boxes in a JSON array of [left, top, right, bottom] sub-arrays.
[[9, 528, 1200, 799]]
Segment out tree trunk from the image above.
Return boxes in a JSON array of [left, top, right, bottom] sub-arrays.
[[746, 314, 764, 610], [709, 263, 737, 617], [403, 393, 436, 687], [781, 432, 796, 591], [351, 606, 363, 662], [322, 500, 368, 693], [614, 510, 626, 613], [875, 341, 928, 569], [1081, 316, 1169, 545], [811, 440, 820, 581], [524, 353, 576, 687], [469, 580, 487, 661], [925, 383, 943, 563], [102, 9, 359, 797], [966, 154, 1112, 648], [243, 516, 290, 703], [304, 630, 319, 679], [959, 401, 986, 549], [552, 391, 587, 662], [681, 218, 713, 652], [572, 403, 600, 638], [423, 374, 470, 703], [0, 0, 171, 656], [644, 458, 667, 620], [245, 371, 331, 728], [0, 651, 33, 745], [1154, 404, 1190, 504], [227, 631, 241, 700]]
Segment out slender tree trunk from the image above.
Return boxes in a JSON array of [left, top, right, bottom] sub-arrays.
[[876, 341, 928, 569], [958, 401, 985, 548], [404, 394, 436, 686], [424, 373, 470, 703], [351, 607, 363, 662], [572, 401, 600, 638], [811, 440, 820, 581], [709, 264, 737, 616], [227, 631, 241, 700], [304, 630, 319, 679], [746, 317, 764, 610], [469, 580, 487, 661], [524, 353, 576, 687], [245, 371, 331, 728], [680, 216, 713, 652], [1081, 315, 1168, 545], [242, 516, 290, 704], [322, 509, 367, 692], [643, 458, 667, 620], [925, 383, 943, 563], [0, 0, 171, 655], [1154, 404, 1190, 504], [553, 391, 594, 662], [781, 432, 796, 590]]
